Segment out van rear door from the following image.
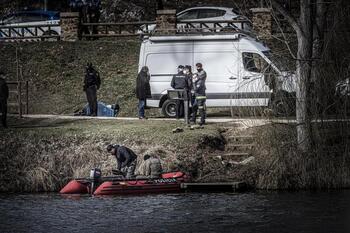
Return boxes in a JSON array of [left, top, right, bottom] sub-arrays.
[[144, 41, 193, 107]]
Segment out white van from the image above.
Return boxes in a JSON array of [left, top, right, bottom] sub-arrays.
[[138, 33, 296, 117]]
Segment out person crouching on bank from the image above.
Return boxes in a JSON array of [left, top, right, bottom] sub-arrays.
[[106, 144, 138, 179]]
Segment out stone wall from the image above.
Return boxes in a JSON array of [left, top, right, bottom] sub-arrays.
[[251, 8, 272, 39], [60, 12, 80, 42], [155, 10, 177, 35]]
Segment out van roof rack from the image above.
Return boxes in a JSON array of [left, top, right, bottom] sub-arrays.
[[146, 32, 250, 42]]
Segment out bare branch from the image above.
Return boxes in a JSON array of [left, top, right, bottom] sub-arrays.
[[269, 0, 303, 36]]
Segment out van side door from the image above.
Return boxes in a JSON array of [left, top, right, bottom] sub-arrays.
[[193, 41, 239, 107]]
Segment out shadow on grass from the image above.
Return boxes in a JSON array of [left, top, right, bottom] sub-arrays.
[[7, 117, 88, 129]]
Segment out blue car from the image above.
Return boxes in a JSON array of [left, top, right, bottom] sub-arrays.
[[0, 10, 61, 40]]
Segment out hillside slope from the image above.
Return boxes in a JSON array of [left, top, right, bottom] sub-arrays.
[[0, 40, 145, 117]]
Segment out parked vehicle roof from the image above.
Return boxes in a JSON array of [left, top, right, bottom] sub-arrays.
[[2, 10, 60, 20], [177, 6, 239, 16]]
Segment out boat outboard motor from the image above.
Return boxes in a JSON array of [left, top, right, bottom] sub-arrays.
[[89, 168, 102, 195]]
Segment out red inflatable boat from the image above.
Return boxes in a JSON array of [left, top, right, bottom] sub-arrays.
[[60, 171, 190, 195]]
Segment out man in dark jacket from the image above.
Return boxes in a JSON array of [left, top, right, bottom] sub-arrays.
[[0, 72, 9, 128], [191, 63, 207, 126], [107, 144, 138, 179], [136, 66, 151, 119], [171, 65, 189, 119], [87, 0, 101, 36], [83, 63, 101, 116]]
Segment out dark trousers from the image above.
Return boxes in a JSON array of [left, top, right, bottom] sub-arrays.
[[0, 99, 7, 127], [90, 11, 100, 36], [86, 86, 97, 116], [175, 100, 184, 119], [191, 98, 206, 124]]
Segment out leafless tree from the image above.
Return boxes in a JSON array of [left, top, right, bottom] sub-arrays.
[[261, 0, 329, 152]]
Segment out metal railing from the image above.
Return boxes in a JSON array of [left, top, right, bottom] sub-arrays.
[[0, 23, 60, 41], [176, 19, 250, 33], [7, 81, 29, 117]]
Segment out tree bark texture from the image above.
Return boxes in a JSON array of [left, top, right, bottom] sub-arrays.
[[295, 0, 313, 152]]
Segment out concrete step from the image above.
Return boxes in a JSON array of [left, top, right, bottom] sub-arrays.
[[9, 90, 19, 94], [222, 152, 251, 156], [226, 135, 255, 142], [226, 156, 255, 165], [227, 143, 254, 148], [227, 135, 254, 139], [226, 144, 254, 153], [220, 152, 251, 161], [7, 103, 19, 107]]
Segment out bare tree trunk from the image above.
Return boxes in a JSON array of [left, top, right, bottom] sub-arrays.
[[296, 35, 313, 152], [271, 0, 314, 152], [295, 0, 314, 152]]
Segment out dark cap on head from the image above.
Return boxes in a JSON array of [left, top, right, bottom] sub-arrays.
[[178, 65, 184, 69], [107, 144, 118, 152], [184, 65, 192, 71], [195, 63, 203, 68]]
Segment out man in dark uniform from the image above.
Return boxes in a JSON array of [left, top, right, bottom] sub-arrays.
[[70, 0, 90, 38], [191, 63, 207, 126], [88, 0, 101, 36], [107, 144, 138, 179], [0, 72, 9, 128], [171, 65, 190, 119], [184, 65, 193, 119], [83, 63, 100, 116]]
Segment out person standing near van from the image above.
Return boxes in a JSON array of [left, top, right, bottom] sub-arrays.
[[0, 72, 9, 128], [184, 65, 193, 119], [136, 66, 151, 119], [83, 63, 101, 116], [171, 65, 188, 119], [191, 63, 207, 126]]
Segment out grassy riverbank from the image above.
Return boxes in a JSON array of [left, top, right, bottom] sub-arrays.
[[1, 117, 349, 192], [250, 121, 350, 189], [0, 117, 224, 192]]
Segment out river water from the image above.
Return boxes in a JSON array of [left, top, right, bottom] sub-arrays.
[[1, 191, 350, 233]]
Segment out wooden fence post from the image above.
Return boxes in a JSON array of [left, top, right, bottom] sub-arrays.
[[18, 81, 22, 118], [25, 81, 29, 114]]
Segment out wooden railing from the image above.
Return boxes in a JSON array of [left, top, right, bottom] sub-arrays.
[[81, 19, 251, 38], [0, 19, 252, 41], [0, 23, 60, 41], [81, 21, 156, 38], [7, 81, 29, 117]]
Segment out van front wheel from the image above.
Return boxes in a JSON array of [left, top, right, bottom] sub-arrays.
[[162, 99, 177, 118]]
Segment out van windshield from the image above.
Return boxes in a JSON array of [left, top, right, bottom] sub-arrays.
[[242, 52, 270, 73]]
